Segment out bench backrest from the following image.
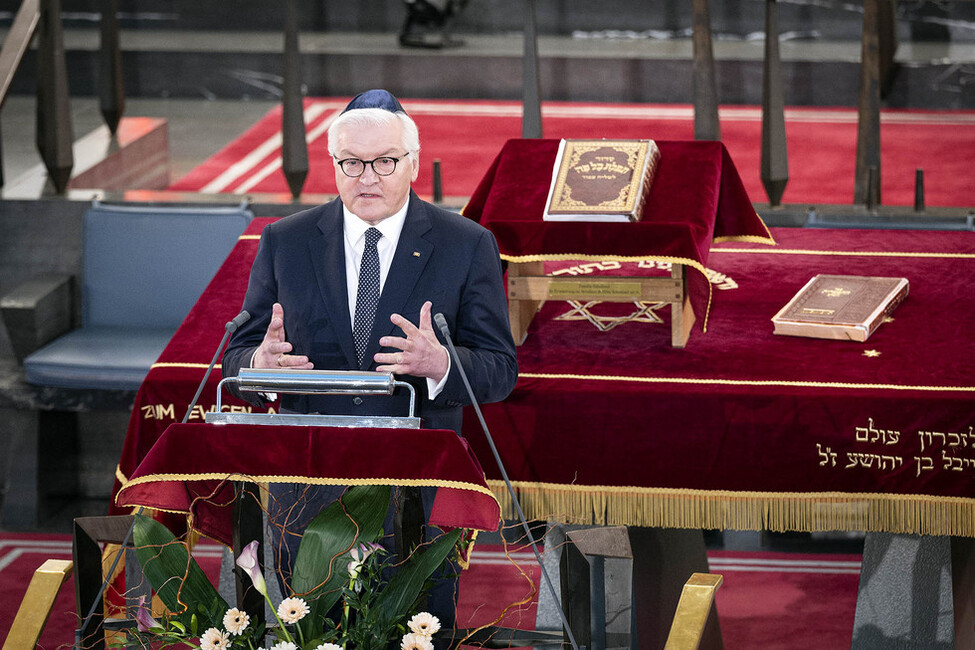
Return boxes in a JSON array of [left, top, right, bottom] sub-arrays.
[[82, 202, 253, 329]]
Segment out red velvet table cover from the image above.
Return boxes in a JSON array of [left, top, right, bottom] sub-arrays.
[[115, 423, 501, 547], [462, 139, 775, 329], [114, 220, 975, 538], [466, 227, 975, 537]]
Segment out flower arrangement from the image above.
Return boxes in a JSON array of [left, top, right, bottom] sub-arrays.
[[120, 485, 463, 650]]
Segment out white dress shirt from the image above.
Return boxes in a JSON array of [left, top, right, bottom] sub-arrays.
[[252, 201, 450, 401], [343, 203, 449, 399]]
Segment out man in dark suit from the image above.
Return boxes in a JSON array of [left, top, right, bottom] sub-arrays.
[[223, 89, 516, 428], [222, 89, 518, 637]]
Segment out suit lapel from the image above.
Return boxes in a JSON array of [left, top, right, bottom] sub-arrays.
[[310, 202, 358, 368], [363, 194, 433, 366]]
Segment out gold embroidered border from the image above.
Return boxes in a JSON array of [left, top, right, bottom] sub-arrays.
[[150, 362, 217, 370], [517, 371, 975, 392], [488, 480, 975, 537]]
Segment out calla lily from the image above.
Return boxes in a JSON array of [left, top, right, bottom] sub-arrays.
[[235, 540, 267, 596], [135, 595, 160, 632], [348, 541, 383, 581], [350, 541, 382, 563]]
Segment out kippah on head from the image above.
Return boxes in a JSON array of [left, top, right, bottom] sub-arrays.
[[342, 89, 405, 114]]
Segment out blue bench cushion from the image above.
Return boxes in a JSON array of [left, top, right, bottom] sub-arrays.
[[23, 327, 175, 390]]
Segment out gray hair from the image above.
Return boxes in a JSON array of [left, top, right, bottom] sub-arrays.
[[327, 108, 421, 159]]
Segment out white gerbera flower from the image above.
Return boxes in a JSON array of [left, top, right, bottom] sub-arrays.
[[401, 632, 435, 650], [277, 596, 309, 624], [200, 627, 231, 650], [222, 607, 250, 635], [271, 642, 298, 650], [408, 612, 441, 637], [315, 644, 343, 650]]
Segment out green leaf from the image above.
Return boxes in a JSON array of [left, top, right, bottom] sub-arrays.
[[374, 528, 462, 628], [290, 485, 391, 628], [132, 513, 229, 629]]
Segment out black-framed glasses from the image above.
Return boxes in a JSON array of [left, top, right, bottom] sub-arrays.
[[334, 155, 408, 178]]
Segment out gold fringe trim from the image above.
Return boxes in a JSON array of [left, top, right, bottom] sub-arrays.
[[487, 481, 975, 537], [712, 233, 776, 246], [517, 371, 975, 393]]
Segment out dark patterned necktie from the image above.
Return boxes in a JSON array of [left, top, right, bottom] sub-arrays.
[[352, 227, 382, 365]]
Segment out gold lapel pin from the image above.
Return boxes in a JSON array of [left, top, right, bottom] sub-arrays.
[[413, 251, 421, 257]]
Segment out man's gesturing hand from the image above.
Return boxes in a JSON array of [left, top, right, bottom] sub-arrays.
[[375, 301, 449, 381], [252, 302, 314, 370]]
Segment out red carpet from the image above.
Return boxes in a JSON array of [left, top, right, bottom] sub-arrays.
[[169, 98, 975, 208], [1, 532, 859, 648]]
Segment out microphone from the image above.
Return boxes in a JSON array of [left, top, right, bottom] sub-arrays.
[[182, 310, 250, 423], [227, 309, 251, 333], [434, 313, 580, 650]]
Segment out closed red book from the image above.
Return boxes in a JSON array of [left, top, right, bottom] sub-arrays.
[[771, 274, 909, 342]]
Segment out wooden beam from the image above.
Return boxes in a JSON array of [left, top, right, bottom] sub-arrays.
[[281, 0, 309, 199], [98, 0, 124, 133], [855, 0, 882, 206], [691, 0, 721, 141], [0, 0, 40, 106], [36, 0, 74, 193], [761, 0, 789, 206], [521, 0, 543, 139]]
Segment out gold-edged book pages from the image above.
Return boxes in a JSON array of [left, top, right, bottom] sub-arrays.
[[542, 139, 661, 222], [771, 274, 910, 342]]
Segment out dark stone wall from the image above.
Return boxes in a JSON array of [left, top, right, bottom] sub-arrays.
[[3, 0, 971, 41]]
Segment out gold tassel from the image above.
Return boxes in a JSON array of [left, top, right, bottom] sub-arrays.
[[486, 481, 975, 537]]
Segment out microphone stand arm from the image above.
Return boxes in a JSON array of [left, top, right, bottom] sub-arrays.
[[437, 321, 581, 650]]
